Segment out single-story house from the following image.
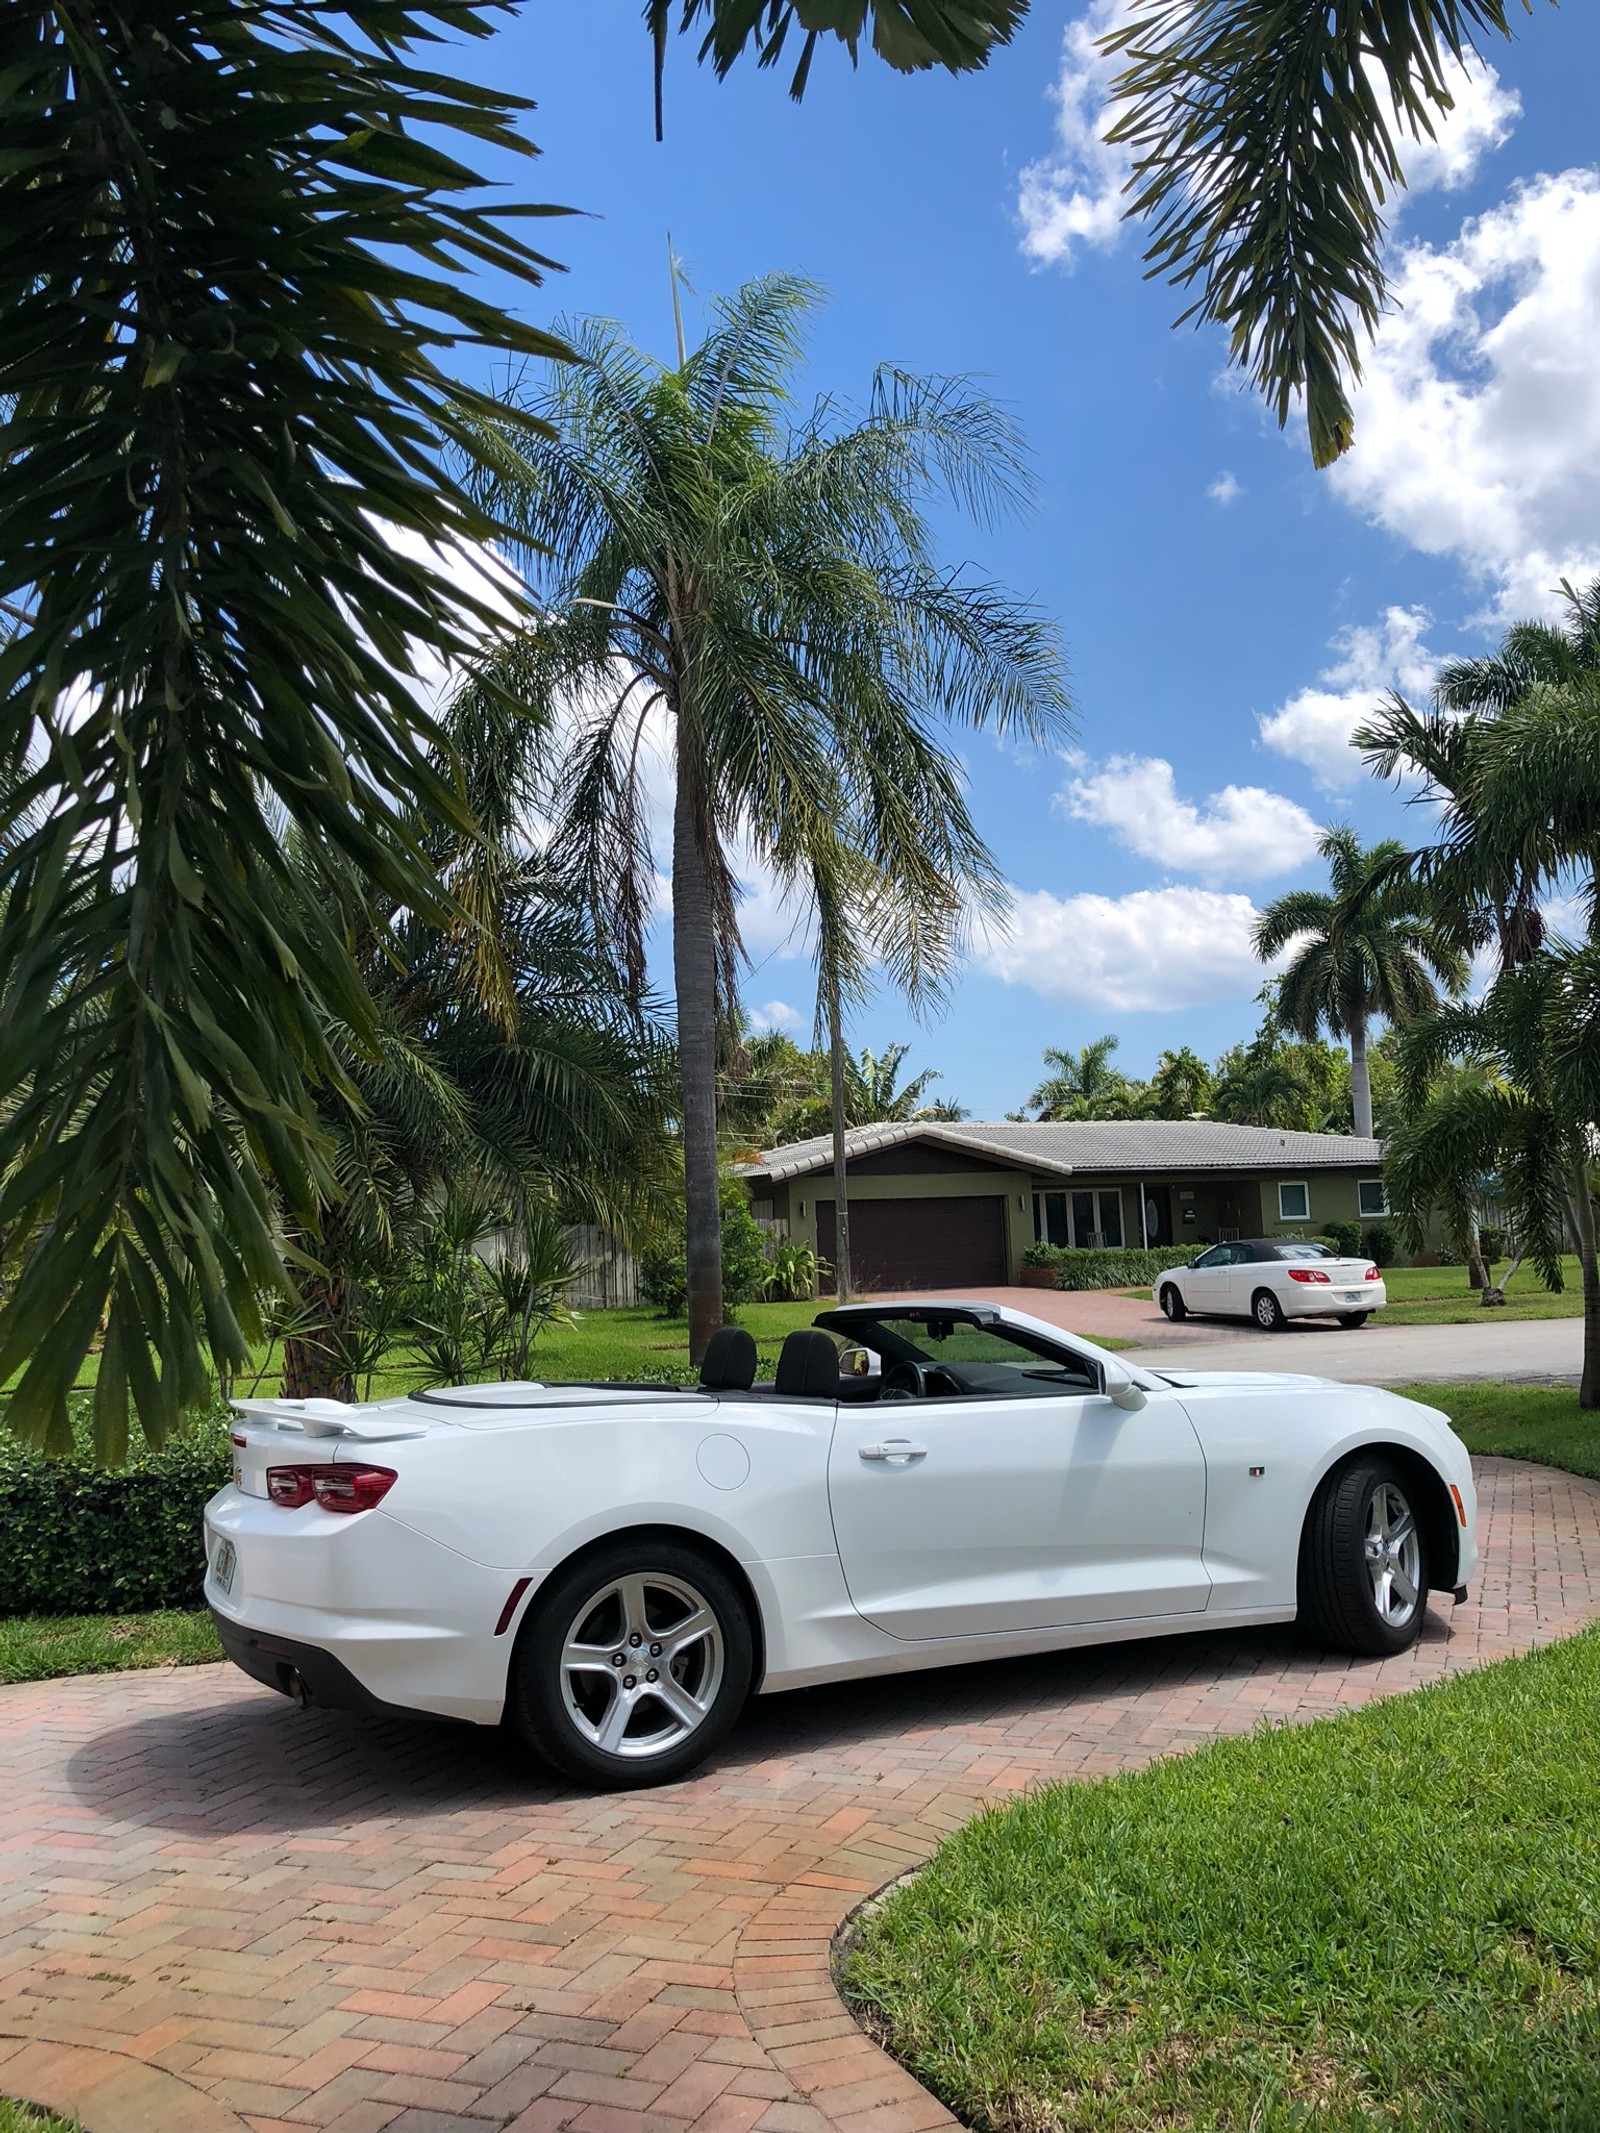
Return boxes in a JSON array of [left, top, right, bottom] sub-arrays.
[[738, 1120, 1401, 1291]]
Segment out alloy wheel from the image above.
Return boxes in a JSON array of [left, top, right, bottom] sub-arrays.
[[1363, 1480, 1422, 1629], [559, 1571, 725, 1760]]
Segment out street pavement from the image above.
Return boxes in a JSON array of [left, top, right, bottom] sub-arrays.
[[1124, 1315, 1583, 1384]]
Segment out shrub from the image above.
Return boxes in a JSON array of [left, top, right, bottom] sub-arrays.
[[1478, 1224, 1507, 1263], [1321, 1220, 1364, 1256], [638, 1177, 770, 1317], [1027, 1245, 1184, 1291], [0, 1405, 231, 1617], [1362, 1221, 1400, 1267], [761, 1239, 819, 1302]]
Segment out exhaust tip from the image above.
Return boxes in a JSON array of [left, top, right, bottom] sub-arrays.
[[1452, 1584, 1469, 1607], [279, 1664, 314, 1708]]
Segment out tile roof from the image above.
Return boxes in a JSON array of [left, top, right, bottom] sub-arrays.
[[739, 1118, 1384, 1182]]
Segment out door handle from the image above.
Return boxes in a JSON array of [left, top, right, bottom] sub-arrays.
[[858, 1440, 927, 1463]]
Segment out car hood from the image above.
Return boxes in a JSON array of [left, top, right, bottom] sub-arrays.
[[1149, 1369, 1342, 1393]]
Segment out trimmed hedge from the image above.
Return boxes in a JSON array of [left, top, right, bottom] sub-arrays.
[[1022, 1245, 1183, 1291], [0, 1408, 231, 1618]]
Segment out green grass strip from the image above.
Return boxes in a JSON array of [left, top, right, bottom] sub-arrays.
[[0, 1609, 221, 1685], [843, 1625, 1600, 2132]]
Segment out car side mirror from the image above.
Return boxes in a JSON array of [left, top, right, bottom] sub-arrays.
[[1102, 1361, 1148, 1413], [837, 1345, 874, 1378]]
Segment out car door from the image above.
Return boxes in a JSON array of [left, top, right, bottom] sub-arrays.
[[826, 1377, 1211, 1642], [1181, 1244, 1232, 1313], [1219, 1242, 1257, 1315]]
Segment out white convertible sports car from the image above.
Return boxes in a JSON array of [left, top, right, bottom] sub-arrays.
[[1154, 1238, 1388, 1331], [205, 1301, 1474, 1790]]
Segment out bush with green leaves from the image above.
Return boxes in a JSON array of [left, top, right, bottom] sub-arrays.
[[1479, 1225, 1507, 1263], [1319, 1220, 1364, 1256], [761, 1239, 819, 1303], [639, 1178, 771, 1318], [1025, 1246, 1183, 1291], [1363, 1222, 1400, 1267], [0, 1405, 231, 1618]]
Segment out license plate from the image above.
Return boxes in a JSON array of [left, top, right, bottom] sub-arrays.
[[213, 1538, 237, 1595], [1342, 1291, 1362, 1303]]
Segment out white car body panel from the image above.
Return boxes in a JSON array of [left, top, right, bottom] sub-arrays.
[[204, 1301, 1477, 1730]]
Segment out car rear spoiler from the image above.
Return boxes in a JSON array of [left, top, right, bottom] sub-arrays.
[[229, 1397, 430, 1442]]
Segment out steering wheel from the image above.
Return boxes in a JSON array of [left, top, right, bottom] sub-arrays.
[[881, 1361, 963, 1400]]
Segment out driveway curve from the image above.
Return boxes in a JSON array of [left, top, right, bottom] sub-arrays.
[[3, 1456, 1600, 2133]]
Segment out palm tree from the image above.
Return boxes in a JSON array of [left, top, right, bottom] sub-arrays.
[[650, 5, 1559, 467], [0, 4, 570, 1457], [1020, 1036, 1140, 1121], [461, 277, 1069, 1359], [1357, 582, 1600, 973], [1254, 828, 1467, 1139], [1146, 1046, 1215, 1119], [1387, 955, 1600, 1407]]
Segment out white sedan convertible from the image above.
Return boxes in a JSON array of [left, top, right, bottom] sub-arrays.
[[1155, 1238, 1388, 1331], [205, 1301, 1473, 1790]]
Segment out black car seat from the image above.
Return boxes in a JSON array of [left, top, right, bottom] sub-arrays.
[[698, 1326, 758, 1391], [774, 1328, 843, 1398]]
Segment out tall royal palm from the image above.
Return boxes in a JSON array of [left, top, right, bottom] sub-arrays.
[[1254, 828, 1466, 1139], [464, 276, 1069, 1358]]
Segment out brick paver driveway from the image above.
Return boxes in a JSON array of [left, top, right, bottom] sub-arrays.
[[5, 1457, 1600, 2133]]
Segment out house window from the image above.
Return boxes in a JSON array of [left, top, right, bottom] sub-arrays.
[[1069, 1188, 1123, 1248], [1358, 1179, 1390, 1218], [1033, 1191, 1071, 1247], [1277, 1181, 1311, 1222]]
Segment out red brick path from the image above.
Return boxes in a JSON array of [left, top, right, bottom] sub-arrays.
[[4, 1457, 1600, 2133]]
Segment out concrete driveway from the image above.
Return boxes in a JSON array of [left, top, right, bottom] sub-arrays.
[[3, 1456, 1599, 2133]]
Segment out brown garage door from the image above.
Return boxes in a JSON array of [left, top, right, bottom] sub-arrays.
[[816, 1195, 1007, 1292]]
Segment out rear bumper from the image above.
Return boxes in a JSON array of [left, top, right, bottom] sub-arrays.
[[210, 1609, 443, 1723], [1282, 1283, 1386, 1317]]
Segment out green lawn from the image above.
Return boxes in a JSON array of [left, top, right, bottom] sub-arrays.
[[1404, 1380, 1600, 1485], [0, 2101, 78, 2133], [0, 1609, 222, 1686], [843, 1623, 1600, 2133], [1374, 1255, 1584, 1325]]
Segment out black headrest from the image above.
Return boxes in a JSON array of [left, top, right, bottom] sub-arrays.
[[699, 1326, 757, 1390], [775, 1329, 841, 1398]]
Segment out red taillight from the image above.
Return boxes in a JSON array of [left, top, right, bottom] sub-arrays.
[[1288, 1268, 1331, 1283], [1364, 1266, 1379, 1283], [265, 1463, 397, 1513]]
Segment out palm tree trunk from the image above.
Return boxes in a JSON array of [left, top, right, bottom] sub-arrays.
[[1573, 1159, 1600, 1412], [1349, 1009, 1374, 1139], [281, 1206, 354, 1400], [672, 743, 724, 1366], [826, 966, 852, 1303]]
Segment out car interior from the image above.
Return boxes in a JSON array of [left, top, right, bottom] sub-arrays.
[[697, 1312, 1105, 1403]]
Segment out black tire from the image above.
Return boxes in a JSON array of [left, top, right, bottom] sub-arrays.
[[1298, 1456, 1429, 1656], [1160, 1284, 1187, 1322], [506, 1537, 754, 1789], [1251, 1287, 1287, 1332], [1336, 1312, 1369, 1329]]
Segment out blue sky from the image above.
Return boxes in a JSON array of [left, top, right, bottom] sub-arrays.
[[449, 3, 1600, 1120]]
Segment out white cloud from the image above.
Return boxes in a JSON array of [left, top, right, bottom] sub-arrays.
[[749, 999, 803, 1034], [1332, 170, 1600, 618], [978, 885, 1274, 1011], [1207, 471, 1242, 506], [1258, 607, 1439, 788], [1016, 0, 1132, 268], [1062, 755, 1319, 882], [1017, 15, 1515, 271]]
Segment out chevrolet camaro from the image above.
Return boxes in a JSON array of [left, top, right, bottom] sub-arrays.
[[205, 1300, 1475, 1790]]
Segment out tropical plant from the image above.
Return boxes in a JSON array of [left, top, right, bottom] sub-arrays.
[[651, 4, 1561, 467], [1254, 827, 1467, 1138], [638, 1173, 775, 1319], [1019, 1036, 1143, 1121], [0, 2, 569, 1457], [1209, 1026, 1350, 1133], [460, 274, 1068, 1359], [760, 1238, 820, 1303], [1145, 1046, 1215, 1119], [1386, 956, 1600, 1402]]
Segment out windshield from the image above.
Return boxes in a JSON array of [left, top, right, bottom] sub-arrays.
[[819, 1309, 1101, 1397]]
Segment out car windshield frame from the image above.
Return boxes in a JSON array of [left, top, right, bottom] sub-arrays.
[[813, 1305, 1104, 1397]]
